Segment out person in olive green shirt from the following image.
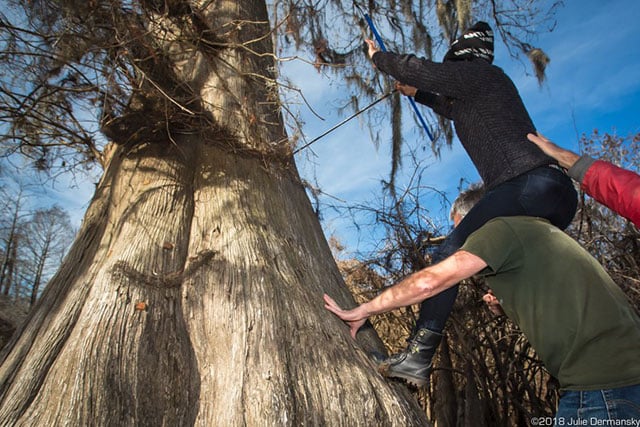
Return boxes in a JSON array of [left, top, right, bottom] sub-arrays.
[[324, 188, 640, 423]]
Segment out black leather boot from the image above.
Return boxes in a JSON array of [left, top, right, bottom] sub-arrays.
[[378, 329, 443, 387]]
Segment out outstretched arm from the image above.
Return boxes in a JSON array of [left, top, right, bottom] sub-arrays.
[[580, 160, 640, 227], [527, 132, 579, 169], [365, 39, 467, 99], [324, 250, 487, 338], [529, 132, 640, 227]]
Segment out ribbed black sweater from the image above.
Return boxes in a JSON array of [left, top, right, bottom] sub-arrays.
[[373, 52, 554, 189]]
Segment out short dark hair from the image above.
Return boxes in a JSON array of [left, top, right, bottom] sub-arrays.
[[450, 183, 485, 220]]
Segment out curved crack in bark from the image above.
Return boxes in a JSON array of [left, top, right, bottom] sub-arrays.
[[110, 250, 217, 289]]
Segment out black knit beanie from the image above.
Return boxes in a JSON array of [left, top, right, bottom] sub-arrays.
[[443, 21, 494, 63]]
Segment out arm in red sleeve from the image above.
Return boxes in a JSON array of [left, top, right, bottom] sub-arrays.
[[578, 158, 640, 227]]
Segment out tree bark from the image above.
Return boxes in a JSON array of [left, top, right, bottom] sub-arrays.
[[0, 135, 428, 426], [0, 0, 429, 425]]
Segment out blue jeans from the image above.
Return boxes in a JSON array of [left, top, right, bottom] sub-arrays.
[[416, 165, 578, 332], [555, 383, 640, 424]]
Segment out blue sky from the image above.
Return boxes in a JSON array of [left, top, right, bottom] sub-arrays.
[[11, 0, 638, 255], [290, 0, 640, 256]]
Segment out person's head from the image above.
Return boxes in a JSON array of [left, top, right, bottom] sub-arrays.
[[450, 183, 485, 227], [443, 21, 494, 64]]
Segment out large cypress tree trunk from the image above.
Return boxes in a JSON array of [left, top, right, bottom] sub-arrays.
[[0, 0, 429, 424]]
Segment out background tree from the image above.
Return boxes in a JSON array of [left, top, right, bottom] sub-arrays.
[[0, 0, 562, 424], [0, 190, 74, 348], [18, 206, 74, 306], [0, 186, 27, 297], [0, 186, 29, 350]]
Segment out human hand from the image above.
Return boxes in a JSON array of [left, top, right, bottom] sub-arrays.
[[365, 39, 380, 59], [482, 290, 505, 316], [527, 132, 579, 169], [323, 294, 369, 339], [395, 81, 417, 97]]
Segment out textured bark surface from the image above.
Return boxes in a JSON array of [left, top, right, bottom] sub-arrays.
[[0, 0, 430, 425]]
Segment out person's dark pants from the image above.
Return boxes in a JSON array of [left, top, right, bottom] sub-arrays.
[[416, 165, 578, 332]]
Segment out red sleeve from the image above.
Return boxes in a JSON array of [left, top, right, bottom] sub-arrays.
[[581, 160, 640, 227]]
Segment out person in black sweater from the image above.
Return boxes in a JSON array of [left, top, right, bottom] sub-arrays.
[[360, 22, 578, 387]]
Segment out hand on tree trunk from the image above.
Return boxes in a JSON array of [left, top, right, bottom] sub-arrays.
[[323, 294, 369, 339]]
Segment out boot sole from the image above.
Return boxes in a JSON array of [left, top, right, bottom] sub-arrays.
[[378, 364, 428, 388]]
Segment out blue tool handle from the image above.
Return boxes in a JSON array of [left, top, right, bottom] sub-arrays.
[[364, 14, 387, 52], [364, 13, 434, 142], [408, 98, 434, 141]]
